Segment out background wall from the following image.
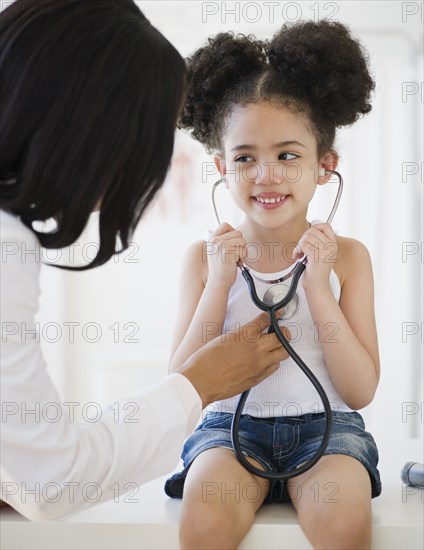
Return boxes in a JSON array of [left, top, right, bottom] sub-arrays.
[[31, 1, 423, 444]]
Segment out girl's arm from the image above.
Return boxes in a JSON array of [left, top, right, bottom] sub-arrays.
[[169, 224, 246, 372], [295, 225, 380, 410]]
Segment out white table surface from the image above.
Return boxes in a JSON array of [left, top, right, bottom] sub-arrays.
[[1, 438, 423, 550]]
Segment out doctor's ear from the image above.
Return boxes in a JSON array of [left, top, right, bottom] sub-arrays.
[[317, 150, 339, 185]]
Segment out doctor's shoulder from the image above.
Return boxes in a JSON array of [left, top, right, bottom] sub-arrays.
[[0, 209, 41, 326], [1, 209, 36, 245], [0, 209, 41, 275]]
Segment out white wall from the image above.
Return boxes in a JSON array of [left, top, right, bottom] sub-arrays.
[[34, 1, 423, 443]]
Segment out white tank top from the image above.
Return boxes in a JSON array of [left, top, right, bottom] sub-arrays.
[[209, 265, 353, 417]]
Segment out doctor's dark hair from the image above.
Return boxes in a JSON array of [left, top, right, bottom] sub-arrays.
[[180, 21, 375, 155], [0, 0, 186, 269]]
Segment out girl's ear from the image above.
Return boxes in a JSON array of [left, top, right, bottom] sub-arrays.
[[214, 155, 228, 187], [318, 150, 339, 185]]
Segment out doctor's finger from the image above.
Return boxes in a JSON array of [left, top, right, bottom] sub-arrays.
[[265, 345, 290, 363], [244, 312, 272, 333], [279, 325, 291, 342], [260, 332, 290, 359]]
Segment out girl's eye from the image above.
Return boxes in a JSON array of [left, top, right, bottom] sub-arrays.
[[279, 153, 298, 161], [234, 155, 253, 163], [234, 153, 298, 162]]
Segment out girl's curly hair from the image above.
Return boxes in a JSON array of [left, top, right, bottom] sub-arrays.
[[180, 20, 375, 156]]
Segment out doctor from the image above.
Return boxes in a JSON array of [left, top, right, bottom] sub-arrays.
[[0, 0, 288, 521]]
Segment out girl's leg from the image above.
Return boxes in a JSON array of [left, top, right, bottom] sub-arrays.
[[287, 454, 373, 550], [180, 447, 270, 550]]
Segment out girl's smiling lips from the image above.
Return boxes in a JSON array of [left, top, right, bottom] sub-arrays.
[[252, 192, 289, 209]]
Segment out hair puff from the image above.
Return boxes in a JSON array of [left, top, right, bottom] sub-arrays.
[[267, 20, 375, 127], [180, 32, 267, 150]]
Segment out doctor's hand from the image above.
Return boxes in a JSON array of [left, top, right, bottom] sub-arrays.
[[178, 312, 291, 407]]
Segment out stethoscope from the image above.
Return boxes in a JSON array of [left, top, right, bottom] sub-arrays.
[[211, 170, 343, 481]]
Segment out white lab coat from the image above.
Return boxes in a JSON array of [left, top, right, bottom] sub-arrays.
[[0, 209, 201, 521]]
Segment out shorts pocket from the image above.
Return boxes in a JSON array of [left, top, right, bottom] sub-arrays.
[[272, 422, 301, 461], [331, 411, 365, 429], [200, 412, 231, 430]]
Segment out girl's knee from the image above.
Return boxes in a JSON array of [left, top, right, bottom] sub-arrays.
[[308, 503, 372, 549], [180, 504, 240, 550]]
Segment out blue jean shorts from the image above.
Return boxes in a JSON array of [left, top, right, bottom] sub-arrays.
[[164, 411, 382, 503]]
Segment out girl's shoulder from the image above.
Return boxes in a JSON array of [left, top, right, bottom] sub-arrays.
[[182, 239, 210, 286], [333, 235, 372, 288]]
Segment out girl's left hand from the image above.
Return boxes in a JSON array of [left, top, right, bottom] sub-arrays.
[[292, 222, 338, 291]]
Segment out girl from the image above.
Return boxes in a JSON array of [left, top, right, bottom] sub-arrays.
[[165, 20, 381, 550]]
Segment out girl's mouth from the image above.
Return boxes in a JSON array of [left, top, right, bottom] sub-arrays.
[[252, 193, 289, 209]]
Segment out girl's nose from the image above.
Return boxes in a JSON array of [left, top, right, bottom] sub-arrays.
[[254, 162, 283, 185]]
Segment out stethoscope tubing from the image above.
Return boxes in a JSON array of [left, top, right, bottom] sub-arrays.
[[232, 263, 333, 480], [210, 170, 343, 480]]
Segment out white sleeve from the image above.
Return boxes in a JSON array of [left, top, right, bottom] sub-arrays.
[[0, 213, 202, 521]]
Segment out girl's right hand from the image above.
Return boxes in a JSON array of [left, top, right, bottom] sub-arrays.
[[206, 223, 246, 288]]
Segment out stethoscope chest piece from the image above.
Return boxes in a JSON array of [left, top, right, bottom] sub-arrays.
[[263, 284, 299, 319]]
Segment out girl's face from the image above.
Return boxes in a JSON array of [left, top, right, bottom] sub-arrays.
[[215, 101, 335, 233]]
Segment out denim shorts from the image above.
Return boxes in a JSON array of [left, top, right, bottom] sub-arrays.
[[164, 411, 382, 503]]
